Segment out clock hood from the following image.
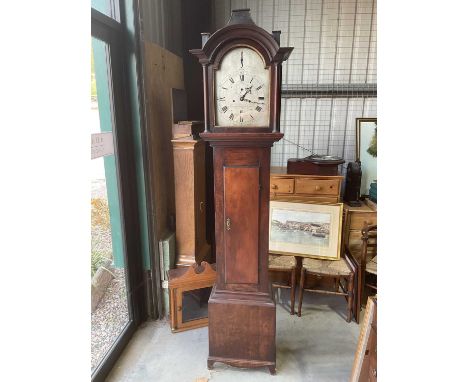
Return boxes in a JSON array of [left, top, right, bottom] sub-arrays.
[[189, 9, 293, 66]]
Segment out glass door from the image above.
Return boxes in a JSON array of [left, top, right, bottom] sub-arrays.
[[91, 37, 130, 374], [91, 6, 145, 380]]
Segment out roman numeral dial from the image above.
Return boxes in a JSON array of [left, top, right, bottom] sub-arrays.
[[214, 47, 270, 127]]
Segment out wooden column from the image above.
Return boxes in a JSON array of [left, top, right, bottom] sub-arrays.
[[172, 137, 211, 267]]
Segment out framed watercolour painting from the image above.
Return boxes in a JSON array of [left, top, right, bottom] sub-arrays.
[[269, 201, 343, 260], [356, 118, 377, 197]]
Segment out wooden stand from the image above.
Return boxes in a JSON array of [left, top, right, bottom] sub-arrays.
[[168, 262, 216, 332]]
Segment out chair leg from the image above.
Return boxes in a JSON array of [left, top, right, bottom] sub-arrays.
[[356, 265, 362, 324], [346, 274, 354, 323], [297, 267, 306, 317], [290, 267, 296, 315]]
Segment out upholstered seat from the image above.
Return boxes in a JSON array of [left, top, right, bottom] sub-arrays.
[[302, 257, 352, 276], [268, 254, 296, 270]]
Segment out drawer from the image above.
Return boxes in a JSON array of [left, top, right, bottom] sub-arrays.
[[270, 178, 294, 194], [295, 178, 340, 196], [349, 212, 377, 230]]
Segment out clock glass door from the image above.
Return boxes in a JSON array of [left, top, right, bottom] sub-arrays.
[[215, 47, 270, 127]]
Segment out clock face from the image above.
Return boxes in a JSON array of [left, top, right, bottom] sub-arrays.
[[215, 47, 270, 127]]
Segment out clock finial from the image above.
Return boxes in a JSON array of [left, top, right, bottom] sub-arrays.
[[228, 9, 255, 26], [201, 32, 211, 48]]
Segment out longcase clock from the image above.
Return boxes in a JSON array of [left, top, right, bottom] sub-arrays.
[[190, 8, 293, 374]]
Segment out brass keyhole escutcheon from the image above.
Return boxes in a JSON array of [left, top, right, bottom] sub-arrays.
[[226, 217, 231, 231]]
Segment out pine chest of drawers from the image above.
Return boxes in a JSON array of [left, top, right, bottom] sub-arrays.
[[270, 167, 343, 203]]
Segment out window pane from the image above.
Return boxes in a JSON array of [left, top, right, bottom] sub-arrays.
[[91, 37, 129, 373], [91, 0, 120, 22]]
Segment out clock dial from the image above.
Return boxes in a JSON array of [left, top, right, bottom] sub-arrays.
[[215, 47, 270, 127]]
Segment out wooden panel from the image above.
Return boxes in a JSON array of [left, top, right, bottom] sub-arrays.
[[348, 230, 363, 248], [173, 140, 196, 255], [172, 138, 211, 266], [270, 177, 294, 193], [144, 41, 184, 241], [295, 178, 340, 196], [209, 298, 275, 363], [224, 166, 259, 285], [350, 212, 377, 230]]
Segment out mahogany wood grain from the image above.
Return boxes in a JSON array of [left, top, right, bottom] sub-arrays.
[[224, 166, 259, 285]]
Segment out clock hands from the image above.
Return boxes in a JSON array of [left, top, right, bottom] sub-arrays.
[[239, 85, 253, 101], [241, 51, 243, 68], [242, 98, 264, 105]]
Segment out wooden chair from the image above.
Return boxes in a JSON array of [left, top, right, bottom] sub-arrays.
[[346, 223, 377, 323], [297, 253, 355, 322], [268, 254, 297, 315]]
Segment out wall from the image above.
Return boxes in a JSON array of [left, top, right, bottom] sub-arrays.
[[142, 42, 184, 241], [140, 0, 183, 57]]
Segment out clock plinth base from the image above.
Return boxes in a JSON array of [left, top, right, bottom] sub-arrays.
[[207, 285, 276, 374]]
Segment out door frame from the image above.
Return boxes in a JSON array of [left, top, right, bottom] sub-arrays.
[[91, 6, 145, 382]]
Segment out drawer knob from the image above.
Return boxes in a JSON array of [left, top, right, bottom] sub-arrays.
[[315, 186, 322, 191], [272, 184, 278, 190]]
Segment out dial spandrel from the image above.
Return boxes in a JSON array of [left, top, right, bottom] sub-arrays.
[[215, 47, 270, 127]]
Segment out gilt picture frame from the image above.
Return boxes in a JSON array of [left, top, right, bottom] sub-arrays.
[[269, 201, 343, 260], [356, 118, 377, 196]]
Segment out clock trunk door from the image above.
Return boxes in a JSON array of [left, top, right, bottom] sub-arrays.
[[223, 165, 260, 288]]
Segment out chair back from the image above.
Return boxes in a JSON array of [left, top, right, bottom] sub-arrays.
[[360, 222, 377, 267]]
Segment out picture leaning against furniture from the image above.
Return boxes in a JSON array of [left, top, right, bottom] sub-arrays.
[[269, 201, 343, 260], [356, 118, 377, 197]]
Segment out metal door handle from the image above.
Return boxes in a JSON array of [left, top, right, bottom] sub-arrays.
[[226, 217, 231, 231]]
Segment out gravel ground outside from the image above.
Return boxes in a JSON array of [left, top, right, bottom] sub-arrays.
[[91, 176, 129, 372], [91, 268, 129, 372]]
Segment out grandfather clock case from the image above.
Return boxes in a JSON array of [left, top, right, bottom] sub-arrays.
[[190, 9, 293, 374]]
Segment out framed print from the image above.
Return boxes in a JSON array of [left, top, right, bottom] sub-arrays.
[[356, 118, 377, 196], [269, 201, 343, 260]]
